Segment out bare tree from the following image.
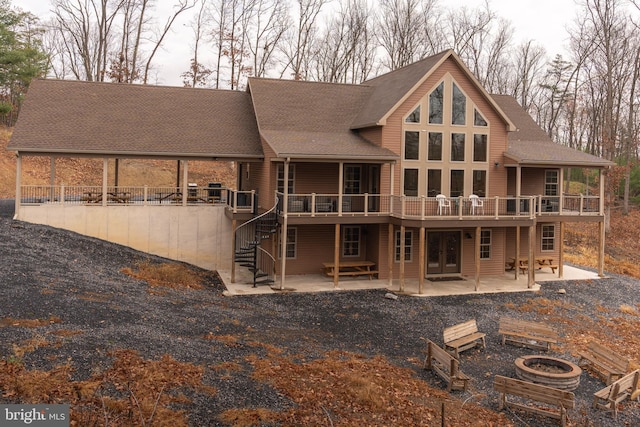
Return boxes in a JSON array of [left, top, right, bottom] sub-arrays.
[[52, 0, 123, 81], [510, 40, 546, 111], [247, 0, 289, 79], [311, 0, 376, 83], [377, 0, 425, 70], [279, 0, 328, 80], [181, 0, 212, 87]]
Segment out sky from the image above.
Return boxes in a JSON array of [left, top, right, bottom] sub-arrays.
[[15, 0, 580, 87]]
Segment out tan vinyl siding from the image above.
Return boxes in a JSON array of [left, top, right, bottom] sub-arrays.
[[278, 224, 378, 275], [382, 57, 511, 198], [293, 163, 340, 193]]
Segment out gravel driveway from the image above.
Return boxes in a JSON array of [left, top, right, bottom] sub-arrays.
[[0, 212, 638, 426]]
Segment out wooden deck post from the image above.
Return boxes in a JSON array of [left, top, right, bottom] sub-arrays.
[[231, 219, 237, 283], [419, 227, 425, 294], [333, 224, 340, 287], [388, 224, 394, 287], [475, 226, 481, 291], [528, 224, 535, 288], [399, 225, 405, 292]]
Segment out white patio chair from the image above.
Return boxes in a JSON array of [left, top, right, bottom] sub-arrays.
[[436, 194, 451, 215], [469, 194, 484, 215]]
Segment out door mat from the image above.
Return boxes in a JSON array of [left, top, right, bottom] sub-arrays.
[[428, 277, 465, 282]]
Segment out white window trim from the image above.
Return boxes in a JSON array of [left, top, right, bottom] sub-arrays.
[[541, 224, 555, 252], [480, 229, 491, 260], [277, 164, 295, 194], [395, 230, 413, 262], [278, 226, 297, 259], [342, 226, 361, 257]]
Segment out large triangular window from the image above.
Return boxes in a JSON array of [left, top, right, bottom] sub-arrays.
[[474, 108, 487, 126], [405, 105, 420, 123], [451, 83, 466, 125]]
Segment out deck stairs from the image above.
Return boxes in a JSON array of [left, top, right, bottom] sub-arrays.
[[234, 199, 278, 287]]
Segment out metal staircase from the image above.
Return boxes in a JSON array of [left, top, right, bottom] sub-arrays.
[[234, 198, 279, 287]]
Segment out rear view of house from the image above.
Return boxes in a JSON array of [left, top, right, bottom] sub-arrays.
[[8, 50, 612, 293]]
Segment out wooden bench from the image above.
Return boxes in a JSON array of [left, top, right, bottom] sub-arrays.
[[422, 339, 470, 392], [498, 317, 559, 351], [443, 319, 486, 358], [322, 261, 378, 280], [494, 375, 575, 427], [592, 369, 640, 419], [578, 341, 629, 385]]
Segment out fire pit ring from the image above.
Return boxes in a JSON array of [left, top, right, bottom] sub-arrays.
[[514, 355, 582, 391]]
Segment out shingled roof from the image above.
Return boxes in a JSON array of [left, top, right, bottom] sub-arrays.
[[494, 95, 613, 168], [8, 79, 263, 159], [248, 78, 398, 161]]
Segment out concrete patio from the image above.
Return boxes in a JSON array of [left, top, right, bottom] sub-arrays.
[[219, 265, 603, 297]]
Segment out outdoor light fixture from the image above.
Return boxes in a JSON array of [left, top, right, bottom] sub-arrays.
[[494, 161, 500, 168]]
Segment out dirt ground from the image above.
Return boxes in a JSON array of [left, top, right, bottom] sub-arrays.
[[0, 214, 638, 426]]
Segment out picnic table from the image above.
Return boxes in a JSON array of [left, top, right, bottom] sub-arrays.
[[507, 257, 558, 274], [83, 191, 130, 203], [322, 261, 378, 279]]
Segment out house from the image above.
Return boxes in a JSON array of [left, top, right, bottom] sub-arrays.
[[8, 50, 612, 293]]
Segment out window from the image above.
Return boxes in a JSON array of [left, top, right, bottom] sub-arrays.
[[427, 169, 441, 197], [474, 108, 487, 126], [428, 132, 442, 160], [480, 229, 491, 259], [450, 170, 464, 197], [473, 134, 487, 162], [452, 82, 466, 125], [344, 165, 361, 194], [278, 227, 297, 259], [542, 225, 555, 251], [472, 170, 486, 197], [395, 230, 413, 262], [429, 82, 444, 124], [404, 131, 420, 160], [545, 170, 559, 196], [451, 133, 465, 161], [277, 164, 294, 194], [406, 105, 420, 123], [343, 226, 361, 257], [404, 169, 418, 196]]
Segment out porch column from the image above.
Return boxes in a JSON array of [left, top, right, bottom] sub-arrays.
[[114, 159, 119, 187], [49, 157, 56, 204], [181, 160, 188, 206], [559, 167, 564, 212], [15, 153, 22, 218], [280, 160, 290, 290], [598, 221, 605, 277], [516, 166, 522, 197], [333, 224, 340, 287], [515, 226, 520, 280], [389, 163, 395, 213], [387, 224, 394, 287], [338, 161, 344, 214], [230, 219, 237, 283], [475, 226, 481, 291], [559, 222, 564, 278], [399, 225, 405, 292], [418, 227, 425, 294], [528, 224, 535, 288], [102, 158, 108, 207]]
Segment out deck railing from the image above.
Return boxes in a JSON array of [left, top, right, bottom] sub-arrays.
[[18, 185, 256, 213], [18, 186, 602, 218], [277, 192, 602, 219]]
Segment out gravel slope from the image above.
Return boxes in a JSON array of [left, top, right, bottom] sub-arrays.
[[0, 213, 638, 426]]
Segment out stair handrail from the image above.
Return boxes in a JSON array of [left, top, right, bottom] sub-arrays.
[[234, 197, 279, 286], [234, 196, 279, 247]]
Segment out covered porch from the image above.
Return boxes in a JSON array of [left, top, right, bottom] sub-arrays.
[[220, 264, 602, 296]]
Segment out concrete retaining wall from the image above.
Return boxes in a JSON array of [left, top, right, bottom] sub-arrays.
[[17, 205, 232, 271]]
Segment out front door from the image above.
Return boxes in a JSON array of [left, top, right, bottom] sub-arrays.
[[427, 231, 461, 275]]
